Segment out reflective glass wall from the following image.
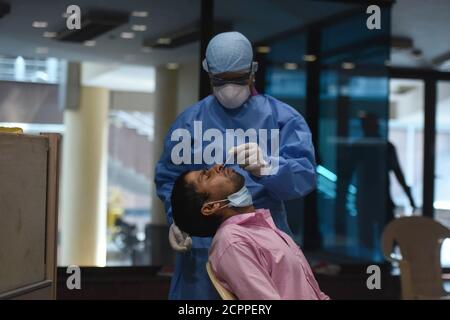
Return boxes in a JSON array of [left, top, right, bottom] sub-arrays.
[[317, 9, 391, 262]]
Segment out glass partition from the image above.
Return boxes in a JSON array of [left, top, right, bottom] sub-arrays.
[[317, 7, 391, 262]]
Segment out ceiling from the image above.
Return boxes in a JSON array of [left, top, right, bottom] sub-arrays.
[[0, 0, 449, 69], [0, 0, 201, 65], [0, 0, 353, 66], [391, 0, 450, 68]]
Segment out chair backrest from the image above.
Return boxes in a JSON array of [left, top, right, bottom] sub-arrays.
[[206, 262, 237, 300], [381, 216, 450, 299]]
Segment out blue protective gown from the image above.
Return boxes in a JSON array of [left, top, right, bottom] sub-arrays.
[[154, 93, 316, 300]]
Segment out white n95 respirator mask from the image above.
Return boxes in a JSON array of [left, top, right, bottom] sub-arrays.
[[204, 185, 253, 210], [213, 84, 250, 109]]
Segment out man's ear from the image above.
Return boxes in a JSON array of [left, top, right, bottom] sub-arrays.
[[201, 202, 224, 216]]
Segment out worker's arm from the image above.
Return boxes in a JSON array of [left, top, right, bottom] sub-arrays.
[[250, 115, 316, 200], [214, 242, 281, 300], [154, 116, 194, 225]]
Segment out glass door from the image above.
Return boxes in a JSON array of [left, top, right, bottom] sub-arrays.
[[435, 81, 450, 269]]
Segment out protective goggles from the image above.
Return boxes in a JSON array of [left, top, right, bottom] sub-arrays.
[[203, 60, 258, 87], [209, 73, 252, 87]]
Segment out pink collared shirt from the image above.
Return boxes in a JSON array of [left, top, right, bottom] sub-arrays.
[[209, 209, 330, 300]]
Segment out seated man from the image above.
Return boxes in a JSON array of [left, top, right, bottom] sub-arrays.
[[171, 164, 329, 300]]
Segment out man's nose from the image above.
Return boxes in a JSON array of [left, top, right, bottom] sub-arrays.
[[208, 164, 222, 175]]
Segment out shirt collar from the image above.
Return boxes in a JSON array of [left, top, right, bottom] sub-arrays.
[[219, 208, 275, 230]]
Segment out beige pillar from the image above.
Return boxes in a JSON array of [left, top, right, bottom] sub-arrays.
[[60, 86, 109, 266], [151, 66, 179, 225]]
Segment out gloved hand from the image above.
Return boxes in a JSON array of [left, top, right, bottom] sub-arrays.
[[229, 142, 270, 177], [168, 223, 192, 252]]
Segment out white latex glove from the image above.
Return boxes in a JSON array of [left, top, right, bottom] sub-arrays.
[[229, 142, 270, 177], [168, 223, 192, 252]]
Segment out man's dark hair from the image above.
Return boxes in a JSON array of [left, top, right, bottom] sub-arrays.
[[171, 171, 221, 237]]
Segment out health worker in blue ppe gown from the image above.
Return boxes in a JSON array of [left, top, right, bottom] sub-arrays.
[[155, 31, 317, 300]]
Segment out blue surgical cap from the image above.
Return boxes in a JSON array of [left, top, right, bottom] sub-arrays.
[[202, 32, 253, 74]]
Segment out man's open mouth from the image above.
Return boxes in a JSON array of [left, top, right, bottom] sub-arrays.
[[223, 167, 234, 177]]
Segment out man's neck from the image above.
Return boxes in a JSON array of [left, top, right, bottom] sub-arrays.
[[221, 205, 255, 222]]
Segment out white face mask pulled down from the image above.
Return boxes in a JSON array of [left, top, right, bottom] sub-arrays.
[[203, 186, 253, 211], [213, 84, 251, 109]]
